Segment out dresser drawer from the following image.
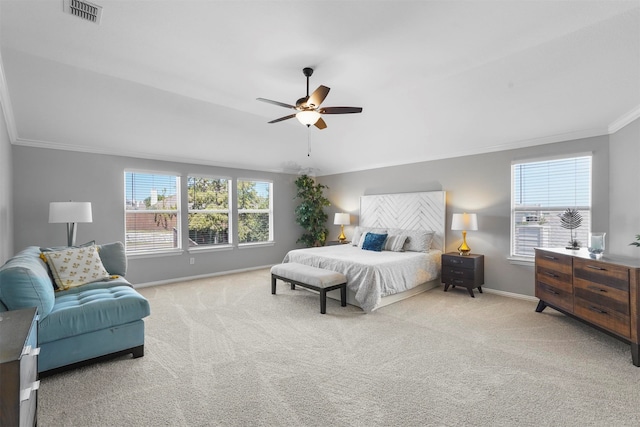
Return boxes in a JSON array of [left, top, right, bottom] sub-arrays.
[[442, 277, 478, 288], [535, 281, 573, 312], [536, 250, 572, 273], [574, 296, 630, 338], [574, 258, 629, 294]]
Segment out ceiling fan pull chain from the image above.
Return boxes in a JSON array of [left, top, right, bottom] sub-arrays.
[[307, 126, 311, 157]]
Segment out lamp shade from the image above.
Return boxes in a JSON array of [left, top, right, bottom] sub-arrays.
[[296, 110, 321, 126], [451, 213, 477, 231], [49, 202, 93, 224], [334, 213, 351, 226]]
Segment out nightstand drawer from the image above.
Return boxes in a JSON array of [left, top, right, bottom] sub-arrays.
[[442, 266, 476, 280], [442, 255, 477, 269]]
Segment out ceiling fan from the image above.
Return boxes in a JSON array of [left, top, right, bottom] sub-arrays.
[[257, 67, 363, 130]]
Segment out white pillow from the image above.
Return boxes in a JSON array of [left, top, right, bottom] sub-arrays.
[[42, 244, 110, 290], [384, 234, 408, 252], [402, 230, 435, 252]]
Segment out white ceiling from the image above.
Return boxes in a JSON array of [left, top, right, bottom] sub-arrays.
[[1, 1, 639, 176]]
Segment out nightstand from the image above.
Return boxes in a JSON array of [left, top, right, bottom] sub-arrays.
[[326, 240, 351, 246], [441, 253, 485, 297]]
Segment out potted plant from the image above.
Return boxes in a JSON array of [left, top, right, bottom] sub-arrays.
[[559, 208, 583, 249], [294, 175, 330, 247]]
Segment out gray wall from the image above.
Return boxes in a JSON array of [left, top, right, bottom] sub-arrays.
[[12, 146, 302, 284], [609, 118, 640, 257], [0, 102, 12, 265], [319, 135, 611, 297]]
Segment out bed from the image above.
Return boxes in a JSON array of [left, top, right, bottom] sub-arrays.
[[283, 191, 446, 312]]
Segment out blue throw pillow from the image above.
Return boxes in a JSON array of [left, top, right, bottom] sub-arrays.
[[362, 232, 388, 252]]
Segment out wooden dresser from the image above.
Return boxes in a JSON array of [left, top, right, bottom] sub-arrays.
[[0, 307, 39, 427], [535, 248, 640, 366]]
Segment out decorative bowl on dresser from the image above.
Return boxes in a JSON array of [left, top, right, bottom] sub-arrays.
[[0, 307, 39, 427], [535, 248, 640, 366]]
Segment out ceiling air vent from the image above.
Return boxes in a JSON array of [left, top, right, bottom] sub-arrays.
[[63, 0, 103, 24]]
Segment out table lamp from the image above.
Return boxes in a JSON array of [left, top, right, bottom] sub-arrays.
[[451, 213, 478, 256], [334, 213, 350, 243]]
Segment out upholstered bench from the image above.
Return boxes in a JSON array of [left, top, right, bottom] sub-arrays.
[[270, 263, 347, 314]]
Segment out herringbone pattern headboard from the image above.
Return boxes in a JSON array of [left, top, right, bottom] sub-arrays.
[[360, 191, 446, 251]]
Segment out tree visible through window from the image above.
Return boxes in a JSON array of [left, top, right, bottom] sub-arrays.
[[237, 180, 272, 244], [125, 171, 180, 253], [187, 177, 231, 247], [511, 155, 592, 257]]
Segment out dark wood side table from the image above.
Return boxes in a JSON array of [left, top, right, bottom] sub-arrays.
[[0, 307, 39, 427], [326, 240, 351, 246], [442, 253, 485, 297]]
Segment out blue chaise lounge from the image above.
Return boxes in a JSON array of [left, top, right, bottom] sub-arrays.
[[0, 242, 150, 375]]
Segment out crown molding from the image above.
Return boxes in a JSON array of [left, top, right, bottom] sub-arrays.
[[608, 105, 640, 134]]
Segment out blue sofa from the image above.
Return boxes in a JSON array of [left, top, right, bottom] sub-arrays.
[[0, 243, 150, 375]]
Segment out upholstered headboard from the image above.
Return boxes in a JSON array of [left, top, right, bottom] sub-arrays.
[[359, 191, 446, 252]]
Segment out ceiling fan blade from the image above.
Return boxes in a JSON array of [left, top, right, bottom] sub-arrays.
[[306, 85, 330, 108], [319, 106, 363, 114], [257, 98, 296, 109], [268, 114, 296, 124], [314, 117, 327, 130]]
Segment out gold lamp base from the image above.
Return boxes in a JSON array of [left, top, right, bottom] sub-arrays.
[[458, 230, 471, 256], [338, 225, 346, 242]]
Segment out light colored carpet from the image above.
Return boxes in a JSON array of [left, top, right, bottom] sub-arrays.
[[38, 268, 640, 426]]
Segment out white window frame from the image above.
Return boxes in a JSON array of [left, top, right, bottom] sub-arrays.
[[237, 179, 274, 246], [187, 175, 233, 251], [124, 170, 182, 256], [509, 154, 592, 264]]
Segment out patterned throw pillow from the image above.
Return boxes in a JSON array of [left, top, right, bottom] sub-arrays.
[[384, 234, 408, 252], [41, 244, 110, 290], [361, 232, 388, 252]]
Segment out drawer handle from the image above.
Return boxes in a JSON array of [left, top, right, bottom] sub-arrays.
[[453, 270, 464, 275], [545, 272, 558, 278], [588, 306, 608, 315], [587, 286, 608, 293], [451, 259, 461, 264], [545, 287, 559, 295], [453, 279, 464, 284], [543, 255, 557, 260], [20, 345, 40, 357], [20, 380, 40, 403], [586, 265, 606, 271]]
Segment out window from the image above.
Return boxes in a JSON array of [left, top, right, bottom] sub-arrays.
[[237, 180, 273, 244], [511, 155, 592, 258], [125, 171, 181, 254], [187, 176, 231, 247]]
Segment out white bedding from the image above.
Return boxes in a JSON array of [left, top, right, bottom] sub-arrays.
[[282, 245, 442, 312]]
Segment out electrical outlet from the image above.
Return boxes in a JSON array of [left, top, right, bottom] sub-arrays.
[[189, 257, 195, 265]]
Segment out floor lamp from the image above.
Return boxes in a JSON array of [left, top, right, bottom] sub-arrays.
[[49, 202, 93, 246]]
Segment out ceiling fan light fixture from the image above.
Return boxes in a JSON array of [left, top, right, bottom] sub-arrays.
[[296, 110, 321, 126]]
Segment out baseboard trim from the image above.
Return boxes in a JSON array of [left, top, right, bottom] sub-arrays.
[[134, 264, 274, 289], [482, 287, 538, 302]]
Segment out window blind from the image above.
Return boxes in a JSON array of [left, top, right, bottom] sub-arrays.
[[511, 155, 592, 257], [125, 171, 181, 253]]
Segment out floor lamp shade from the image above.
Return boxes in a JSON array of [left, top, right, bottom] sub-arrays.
[[451, 213, 478, 255], [49, 202, 93, 246], [334, 213, 350, 242]]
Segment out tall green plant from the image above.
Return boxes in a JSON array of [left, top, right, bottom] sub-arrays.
[[294, 175, 330, 247]]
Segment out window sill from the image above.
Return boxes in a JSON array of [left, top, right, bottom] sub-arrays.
[[507, 256, 535, 267], [238, 241, 275, 249], [188, 244, 234, 253], [127, 249, 184, 259]]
